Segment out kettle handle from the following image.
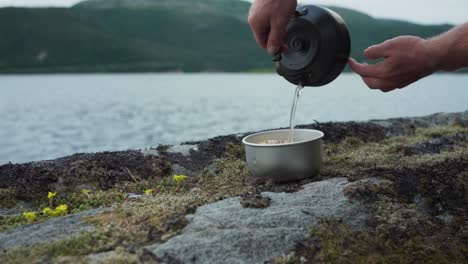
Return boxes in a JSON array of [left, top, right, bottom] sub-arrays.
[[294, 8, 308, 17], [272, 53, 282, 62]]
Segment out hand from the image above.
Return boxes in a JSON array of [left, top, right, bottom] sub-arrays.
[[248, 0, 297, 55], [349, 36, 438, 92]]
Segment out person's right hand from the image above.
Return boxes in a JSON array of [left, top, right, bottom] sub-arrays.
[[248, 0, 297, 55]]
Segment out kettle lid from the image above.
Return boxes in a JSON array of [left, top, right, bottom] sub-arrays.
[[274, 5, 351, 87]]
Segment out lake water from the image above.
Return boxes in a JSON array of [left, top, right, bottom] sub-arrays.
[[1, 73, 467, 164]]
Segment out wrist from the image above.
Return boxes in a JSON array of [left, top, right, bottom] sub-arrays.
[[423, 37, 448, 72]]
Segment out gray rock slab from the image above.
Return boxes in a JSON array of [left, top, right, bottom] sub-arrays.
[[142, 148, 160, 157], [146, 178, 368, 264], [0, 208, 106, 251], [171, 163, 196, 177], [167, 144, 198, 156], [141, 144, 199, 158]]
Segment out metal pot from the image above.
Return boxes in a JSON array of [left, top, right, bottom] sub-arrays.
[[242, 129, 323, 182]]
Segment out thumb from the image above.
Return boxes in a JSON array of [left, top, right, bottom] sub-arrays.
[[349, 58, 385, 78]]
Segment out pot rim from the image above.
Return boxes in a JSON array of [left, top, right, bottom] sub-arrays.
[[242, 129, 324, 148]]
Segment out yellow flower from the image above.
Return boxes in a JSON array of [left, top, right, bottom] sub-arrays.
[[55, 204, 68, 216], [48, 191, 57, 200], [173, 174, 188, 184], [23, 212, 37, 222], [144, 189, 153, 196], [43, 205, 68, 217], [81, 189, 90, 195], [42, 207, 55, 216], [43, 207, 54, 216]]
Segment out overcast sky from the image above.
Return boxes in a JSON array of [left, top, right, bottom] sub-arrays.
[[0, 0, 466, 25]]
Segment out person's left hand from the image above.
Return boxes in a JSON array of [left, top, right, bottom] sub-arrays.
[[349, 36, 438, 92]]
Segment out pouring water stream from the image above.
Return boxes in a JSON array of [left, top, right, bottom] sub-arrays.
[[288, 83, 304, 142]]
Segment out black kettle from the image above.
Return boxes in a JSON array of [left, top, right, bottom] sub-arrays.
[[274, 5, 351, 87]]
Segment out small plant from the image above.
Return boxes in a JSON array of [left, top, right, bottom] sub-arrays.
[[81, 189, 91, 198], [22, 212, 37, 223], [48, 191, 57, 206], [144, 189, 153, 196], [173, 174, 189, 192], [43, 207, 54, 216], [42, 204, 68, 217], [173, 174, 188, 184], [48, 192, 57, 199], [55, 204, 68, 216]]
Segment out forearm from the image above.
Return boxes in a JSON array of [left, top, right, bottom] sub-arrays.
[[427, 23, 468, 72]]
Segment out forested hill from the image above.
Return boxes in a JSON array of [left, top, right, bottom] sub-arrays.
[[0, 0, 452, 73]]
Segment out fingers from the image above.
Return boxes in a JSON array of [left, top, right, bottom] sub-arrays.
[[248, 0, 296, 54], [254, 27, 269, 49], [361, 77, 398, 93], [350, 58, 402, 92], [266, 18, 288, 54], [364, 41, 392, 60], [248, 16, 269, 49], [348, 58, 384, 78], [350, 36, 431, 93], [266, 26, 283, 54]]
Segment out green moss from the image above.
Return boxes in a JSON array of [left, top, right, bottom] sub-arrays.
[[343, 179, 396, 201], [451, 119, 466, 129], [39, 158, 250, 262], [323, 126, 468, 174], [53, 248, 139, 264], [291, 220, 467, 264], [224, 142, 245, 160], [0, 189, 127, 232], [417, 126, 465, 139], [58, 190, 126, 214], [416, 158, 467, 215], [0, 188, 16, 207], [0, 229, 134, 263], [0, 214, 27, 232], [321, 125, 468, 214], [343, 136, 363, 146], [114, 179, 159, 194], [0, 151, 172, 205], [104, 158, 253, 236], [197, 158, 253, 198], [0, 168, 189, 233], [372, 198, 434, 239]]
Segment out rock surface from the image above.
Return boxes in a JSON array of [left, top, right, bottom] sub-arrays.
[[2, 111, 466, 203], [146, 178, 368, 264], [0, 208, 105, 251], [404, 131, 467, 155], [1, 111, 467, 263], [370, 111, 468, 136]]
